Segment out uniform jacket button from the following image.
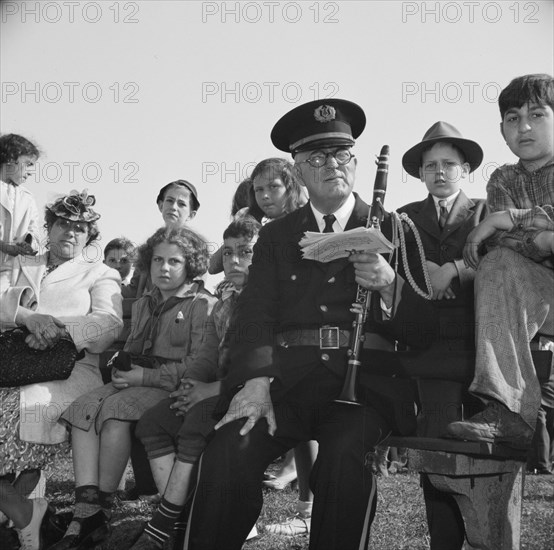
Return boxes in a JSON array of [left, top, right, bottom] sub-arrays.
[[321, 353, 330, 361], [320, 305, 328, 312], [328, 277, 335, 283]]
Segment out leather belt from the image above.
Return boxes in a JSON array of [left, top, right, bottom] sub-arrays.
[[277, 326, 394, 351]]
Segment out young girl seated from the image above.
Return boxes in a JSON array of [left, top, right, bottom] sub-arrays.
[[52, 226, 216, 550], [129, 217, 261, 550]]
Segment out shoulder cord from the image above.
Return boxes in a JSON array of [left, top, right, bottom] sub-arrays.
[[391, 212, 434, 300]]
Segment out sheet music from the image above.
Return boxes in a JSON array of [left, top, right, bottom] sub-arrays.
[[300, 227, 396, 263]]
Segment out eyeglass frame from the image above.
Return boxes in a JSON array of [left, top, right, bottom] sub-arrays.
[[297, 148, 355, 168]]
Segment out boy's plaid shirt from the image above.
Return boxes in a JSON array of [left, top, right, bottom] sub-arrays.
[[486, 158, 554, 260]]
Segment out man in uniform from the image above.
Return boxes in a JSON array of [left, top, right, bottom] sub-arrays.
[[184, 99, 432, 550]]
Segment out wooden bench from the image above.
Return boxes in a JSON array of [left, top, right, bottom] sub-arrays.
[[381, 348, 553, 550]]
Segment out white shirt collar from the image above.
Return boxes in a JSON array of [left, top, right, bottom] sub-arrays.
[[432, 190, 460, 211], [310, 193, 356, 233]]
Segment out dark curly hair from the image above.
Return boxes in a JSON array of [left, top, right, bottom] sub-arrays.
[[248, 158, 306, 220], [44, 209, 100, 246], [223, 216, 261, 241], [0, 134, 40, 165], [499, 74, 553, 119], [104, 237, 137, 259], [136, 226, 209, 281]]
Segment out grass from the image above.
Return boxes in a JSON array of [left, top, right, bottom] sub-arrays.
[[41, 457, 554, 550]]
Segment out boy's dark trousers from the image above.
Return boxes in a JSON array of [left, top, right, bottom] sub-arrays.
[[130, 426, 158, 496]]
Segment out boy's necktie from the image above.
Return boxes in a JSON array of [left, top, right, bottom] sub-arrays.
[[323, 214, 336, 233], [438, 200, 448, 229]]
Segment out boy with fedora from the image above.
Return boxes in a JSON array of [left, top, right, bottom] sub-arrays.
[[183, 98, 435, 550], [399, 121, 486, 348], [399, 122, 487, 550]]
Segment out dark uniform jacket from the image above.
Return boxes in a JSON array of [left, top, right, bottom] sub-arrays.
[[223, 194, 436, 435], [397, 191, 486, 348]]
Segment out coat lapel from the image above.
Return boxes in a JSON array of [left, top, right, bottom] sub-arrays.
[[409, 195, 442, 240], [17, 253, 46, 300], [443, 191, 474, 235]]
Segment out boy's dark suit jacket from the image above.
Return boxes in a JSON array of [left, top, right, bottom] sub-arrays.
[[223, 193, 437, 435], [397, 191, 487, 347]]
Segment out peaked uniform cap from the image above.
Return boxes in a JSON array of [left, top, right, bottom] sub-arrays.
[[402, 121, 484, 178], [271, 98, 366, 153]]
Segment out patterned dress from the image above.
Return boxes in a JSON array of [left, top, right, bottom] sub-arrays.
[[0, 262, 68, 475]]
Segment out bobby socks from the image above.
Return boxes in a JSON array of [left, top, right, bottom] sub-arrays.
[[144, 497, 184, 546]]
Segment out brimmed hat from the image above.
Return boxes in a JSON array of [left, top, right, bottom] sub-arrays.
[[156, 180, 200, 209], [271, 98, 366, 153], [46, 189, 100, 222], [402, 121, 483, 178]]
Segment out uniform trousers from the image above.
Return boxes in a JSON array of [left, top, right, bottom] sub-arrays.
[[184, 365, 390, 550], [469, 248, 554, 428]]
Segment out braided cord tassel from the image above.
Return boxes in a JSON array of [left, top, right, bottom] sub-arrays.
[[391, 212, 433, 300]]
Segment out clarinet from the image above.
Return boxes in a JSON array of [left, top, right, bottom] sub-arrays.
[[335, 145, 390, 405]]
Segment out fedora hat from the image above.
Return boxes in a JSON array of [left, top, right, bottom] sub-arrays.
[[402, 121, 483, 178]]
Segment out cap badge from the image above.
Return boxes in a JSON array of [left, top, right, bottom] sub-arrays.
[[314, 105, 336, 123]]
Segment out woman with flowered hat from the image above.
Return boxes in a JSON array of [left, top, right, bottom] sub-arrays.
[[0, 189, 123, 550]]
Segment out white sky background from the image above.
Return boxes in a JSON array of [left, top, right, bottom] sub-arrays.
[[1, 0, 553, 289]]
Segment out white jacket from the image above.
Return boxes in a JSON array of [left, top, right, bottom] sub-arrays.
[[0, 249, 123, 443]]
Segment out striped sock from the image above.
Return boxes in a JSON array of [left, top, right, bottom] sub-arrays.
[[144, 498, 183, 546]]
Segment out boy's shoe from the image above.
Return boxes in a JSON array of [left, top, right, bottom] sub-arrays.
[[16, 498, 49, 550], [265, 514, 310, 536], [445, 401, 533, 449], [47, 510, 110, 550]]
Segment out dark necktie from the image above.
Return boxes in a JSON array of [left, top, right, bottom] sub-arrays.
[[323, 214, 336, 233], [438, 200, 448, 229]]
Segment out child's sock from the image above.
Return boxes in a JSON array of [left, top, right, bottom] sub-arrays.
[[144, 497, 183, 546], [66, 485, 101, 536], [99, 490, 116, 518]]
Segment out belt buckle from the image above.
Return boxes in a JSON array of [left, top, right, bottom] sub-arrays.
[[319, 326, 340, 350]]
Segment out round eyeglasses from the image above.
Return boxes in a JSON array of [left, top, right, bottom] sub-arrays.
[[300, 149, 355, 168]]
